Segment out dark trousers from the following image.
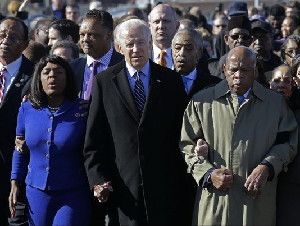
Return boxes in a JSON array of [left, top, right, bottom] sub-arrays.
[[90, 196, 120, 226], [0, 198, 9, 226]]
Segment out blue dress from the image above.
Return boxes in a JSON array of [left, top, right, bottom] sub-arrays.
[[11, 99, 91, 226]]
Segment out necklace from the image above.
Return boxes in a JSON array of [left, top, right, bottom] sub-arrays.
[[48, 106, 59, 113]]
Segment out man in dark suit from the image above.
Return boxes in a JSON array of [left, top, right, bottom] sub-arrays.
[[70, 9, 123, 100], [172, 29, 221, 99], [83, 18, 189, 226], [0, 17, 34, 226]]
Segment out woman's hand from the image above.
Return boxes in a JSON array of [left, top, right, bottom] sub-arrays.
[[9, 180, 19, 218]]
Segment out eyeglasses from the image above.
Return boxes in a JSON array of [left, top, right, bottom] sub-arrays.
[[285, 49, 300, 58], [229, 34, 251, 41]]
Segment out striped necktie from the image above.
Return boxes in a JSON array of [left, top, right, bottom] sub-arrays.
[[0, 67, 7, 102], [133, 71, 146, 115]]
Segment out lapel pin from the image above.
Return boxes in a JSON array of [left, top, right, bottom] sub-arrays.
[[15, 83, 21, 87], [20, 79, 25, 82], [156, 79, 162, 83]]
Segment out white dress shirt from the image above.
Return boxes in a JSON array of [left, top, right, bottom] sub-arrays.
[[152, 44, 174, 69]]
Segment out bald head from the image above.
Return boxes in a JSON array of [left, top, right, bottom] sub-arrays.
[[148, 4, 179, 50], [226, 46, 257, 67], [224, 46, 257, 95]]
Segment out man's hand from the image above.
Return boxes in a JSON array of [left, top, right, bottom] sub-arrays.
[[244, 165, 269, 199], [93, 182, 113, 203], [211, 167, 233, 191], [194, 139, 209, 159], [15, 136, 28, 153]]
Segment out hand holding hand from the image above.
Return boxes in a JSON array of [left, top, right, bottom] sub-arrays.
[[93, 182, 113, 203], [211, 167, 233, 191], [15, 136, 28, 153]]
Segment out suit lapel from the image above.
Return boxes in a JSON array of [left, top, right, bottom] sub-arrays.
[[112, 62, 140, 122], [108, 49, 123, 67], [188, 68, 209, 97], [1, 56, 32, 107]]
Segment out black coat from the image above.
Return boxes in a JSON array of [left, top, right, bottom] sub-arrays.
[[0, 56, 33, 198], [70, 49, 123, 96], [187, 66, 222, 99], [83, 60, 189, 226]]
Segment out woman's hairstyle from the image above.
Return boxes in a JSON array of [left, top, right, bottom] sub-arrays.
[[29, 55, 78, 108], [280, 34, 300, 62]]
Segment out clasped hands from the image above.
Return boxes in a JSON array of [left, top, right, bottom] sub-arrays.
[[194, 139, 269, 198], [93, 182, 113, 203]]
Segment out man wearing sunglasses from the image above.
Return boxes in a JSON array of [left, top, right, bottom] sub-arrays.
[[209, 15, 252, 79]]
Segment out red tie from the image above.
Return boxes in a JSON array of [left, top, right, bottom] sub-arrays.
[[0, 67, 6, 102]]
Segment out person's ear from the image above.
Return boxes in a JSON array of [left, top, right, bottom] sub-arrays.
[[224, 35, 229, 46]]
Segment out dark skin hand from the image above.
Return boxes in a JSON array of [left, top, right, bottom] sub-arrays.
[[211, 167, 234, 191]]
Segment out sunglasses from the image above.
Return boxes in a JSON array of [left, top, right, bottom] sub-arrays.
[[229, 34, 251, 41]]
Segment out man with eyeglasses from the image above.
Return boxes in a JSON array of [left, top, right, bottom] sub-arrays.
[[250, 19, 281, 79], [209, 15, 252, 79], [0, 17, 34, 226]]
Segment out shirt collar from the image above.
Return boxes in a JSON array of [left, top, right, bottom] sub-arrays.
[[0, 56, 22, 77], [126, 60, 150, 78], [214, 80, 266, 101], [182, 68, 197, 81], [86, 47, 113, 67], [153, 44, 172, 59]]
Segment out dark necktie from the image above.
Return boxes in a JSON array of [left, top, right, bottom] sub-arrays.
[[133, 71, 146, 115], [0, 67, 7, 102]]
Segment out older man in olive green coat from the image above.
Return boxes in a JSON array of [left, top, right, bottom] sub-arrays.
[[180, 46, 298, 226]]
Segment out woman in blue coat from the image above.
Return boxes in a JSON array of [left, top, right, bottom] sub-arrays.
[[9, 56, 91, 226]]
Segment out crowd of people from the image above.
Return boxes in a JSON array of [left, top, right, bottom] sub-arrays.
[[0, 0, 300, 225]]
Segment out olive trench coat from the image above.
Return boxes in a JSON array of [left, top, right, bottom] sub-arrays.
[[180, 80, 298, 226]]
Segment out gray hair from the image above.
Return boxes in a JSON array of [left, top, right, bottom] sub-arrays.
[[117, 19, 151, 47], [172, 29, 203, 51]]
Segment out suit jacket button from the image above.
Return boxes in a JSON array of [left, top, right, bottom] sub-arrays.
[[46, 167, 50, 172], [46, 154, 50, 159], [48, 128, 52, 133], [47, 141, 51, 145]]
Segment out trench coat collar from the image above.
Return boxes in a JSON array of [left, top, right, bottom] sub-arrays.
[[214, 80, 266, 102]]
